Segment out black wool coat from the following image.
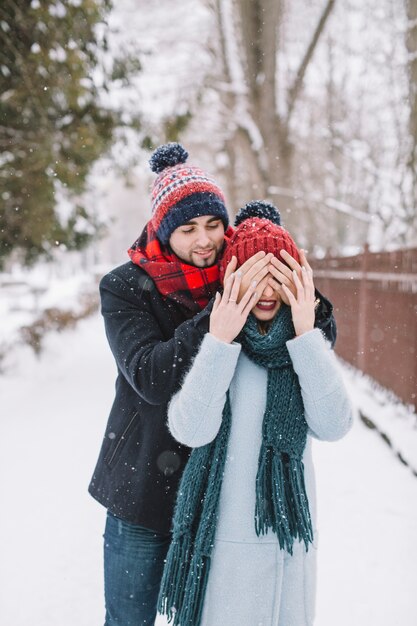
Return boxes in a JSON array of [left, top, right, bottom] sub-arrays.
[[88, 261, 336, 534]]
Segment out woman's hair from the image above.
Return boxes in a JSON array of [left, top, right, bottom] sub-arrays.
[[219, 201, 300, 284]]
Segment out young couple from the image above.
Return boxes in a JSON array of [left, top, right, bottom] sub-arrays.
[[89, 143, 352, 626]]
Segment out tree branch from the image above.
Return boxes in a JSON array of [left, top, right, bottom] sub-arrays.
[[286, 0, 336, 123]]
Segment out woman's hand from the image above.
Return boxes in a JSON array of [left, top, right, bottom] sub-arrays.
[[281, 263, 315, 337], [267, 249, 312, 305], [233, 252, 272, 303], [209, 270, 266, 343], [223, 255, 238, 282]]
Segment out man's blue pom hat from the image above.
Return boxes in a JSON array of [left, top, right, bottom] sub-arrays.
[[148, 142, 229, 245]]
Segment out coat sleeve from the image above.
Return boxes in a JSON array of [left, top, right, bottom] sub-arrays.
[[314, 288, 337, 348], [286, 328, 353, 441], [168, 333, 241, 447], [100, 270, 213, 406]]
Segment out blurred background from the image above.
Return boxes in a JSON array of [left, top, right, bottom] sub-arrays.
[[2, 0, 417, 268], [0, 1, 416, 625]]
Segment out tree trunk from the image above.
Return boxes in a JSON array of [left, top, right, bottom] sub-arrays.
[[215, 0, 336, 212], [404, 0, 417, 239], [238, 0, 290, 188]]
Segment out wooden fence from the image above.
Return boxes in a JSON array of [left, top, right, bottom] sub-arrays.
[[312, 246, 417, 411]]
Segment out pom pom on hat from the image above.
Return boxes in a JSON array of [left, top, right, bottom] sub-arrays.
[[149, 142, 189, 174], [235, 200, 281, 227], [220, 200, 299, 282], [148, 142, 228, 245]]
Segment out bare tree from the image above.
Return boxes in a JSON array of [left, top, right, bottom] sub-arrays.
[[214, 0, 336, 212], [403, 0, 417, 242], [195, 0, 416, 250]]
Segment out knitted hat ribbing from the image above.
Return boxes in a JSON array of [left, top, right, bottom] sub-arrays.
[[149, 143, 229, 245], [220, 201, 300, 281]]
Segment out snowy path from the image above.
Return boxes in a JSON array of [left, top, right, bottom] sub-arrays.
[[0, 314, 416, 626]]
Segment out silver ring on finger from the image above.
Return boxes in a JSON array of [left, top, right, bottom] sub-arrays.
[[228, 299, 237, 303]]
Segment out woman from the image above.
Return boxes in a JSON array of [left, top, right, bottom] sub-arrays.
[[158, 202, 352, 626]]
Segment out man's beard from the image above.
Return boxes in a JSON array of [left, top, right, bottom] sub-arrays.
[[167, 242, 224, 268]]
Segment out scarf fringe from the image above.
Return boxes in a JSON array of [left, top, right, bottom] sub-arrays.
[[288, 457, 314, 549], [158, 539, 211, 626], [255, 445, 313, 554], [158, 533, 192, 623], [158, 401, 231, 626], [178, 553, 211, 626]]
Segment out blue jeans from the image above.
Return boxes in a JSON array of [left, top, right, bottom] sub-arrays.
[[103, 512, 171, 625]]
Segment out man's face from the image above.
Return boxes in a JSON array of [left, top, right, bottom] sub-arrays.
[[169, 215, 225, 267]]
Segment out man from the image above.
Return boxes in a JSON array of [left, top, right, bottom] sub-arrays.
[[89, 143, 336, 625]]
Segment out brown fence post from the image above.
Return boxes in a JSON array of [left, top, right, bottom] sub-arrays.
[[357, 244, 369, 371], [414, 313, 417, 410], [312, 246, 417, 411]]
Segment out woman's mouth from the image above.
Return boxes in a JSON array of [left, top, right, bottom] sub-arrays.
[[255, 300, 277, 311]]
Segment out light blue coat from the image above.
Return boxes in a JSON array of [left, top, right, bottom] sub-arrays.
[[167, 328, 352, 626]]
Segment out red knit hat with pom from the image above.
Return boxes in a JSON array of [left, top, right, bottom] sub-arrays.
[[219, 201, 300, 284]]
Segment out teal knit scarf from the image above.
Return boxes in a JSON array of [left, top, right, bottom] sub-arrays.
[[158, 305, 313, 626]]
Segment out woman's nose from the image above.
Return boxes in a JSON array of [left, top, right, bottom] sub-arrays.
[[262, 284, 275, 298]]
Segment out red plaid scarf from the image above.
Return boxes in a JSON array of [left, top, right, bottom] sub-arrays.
[[128, 222, 234, 314]]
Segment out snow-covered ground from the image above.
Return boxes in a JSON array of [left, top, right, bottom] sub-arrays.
[[0, 313, 416, 626], [0, 260, 103, 366]]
